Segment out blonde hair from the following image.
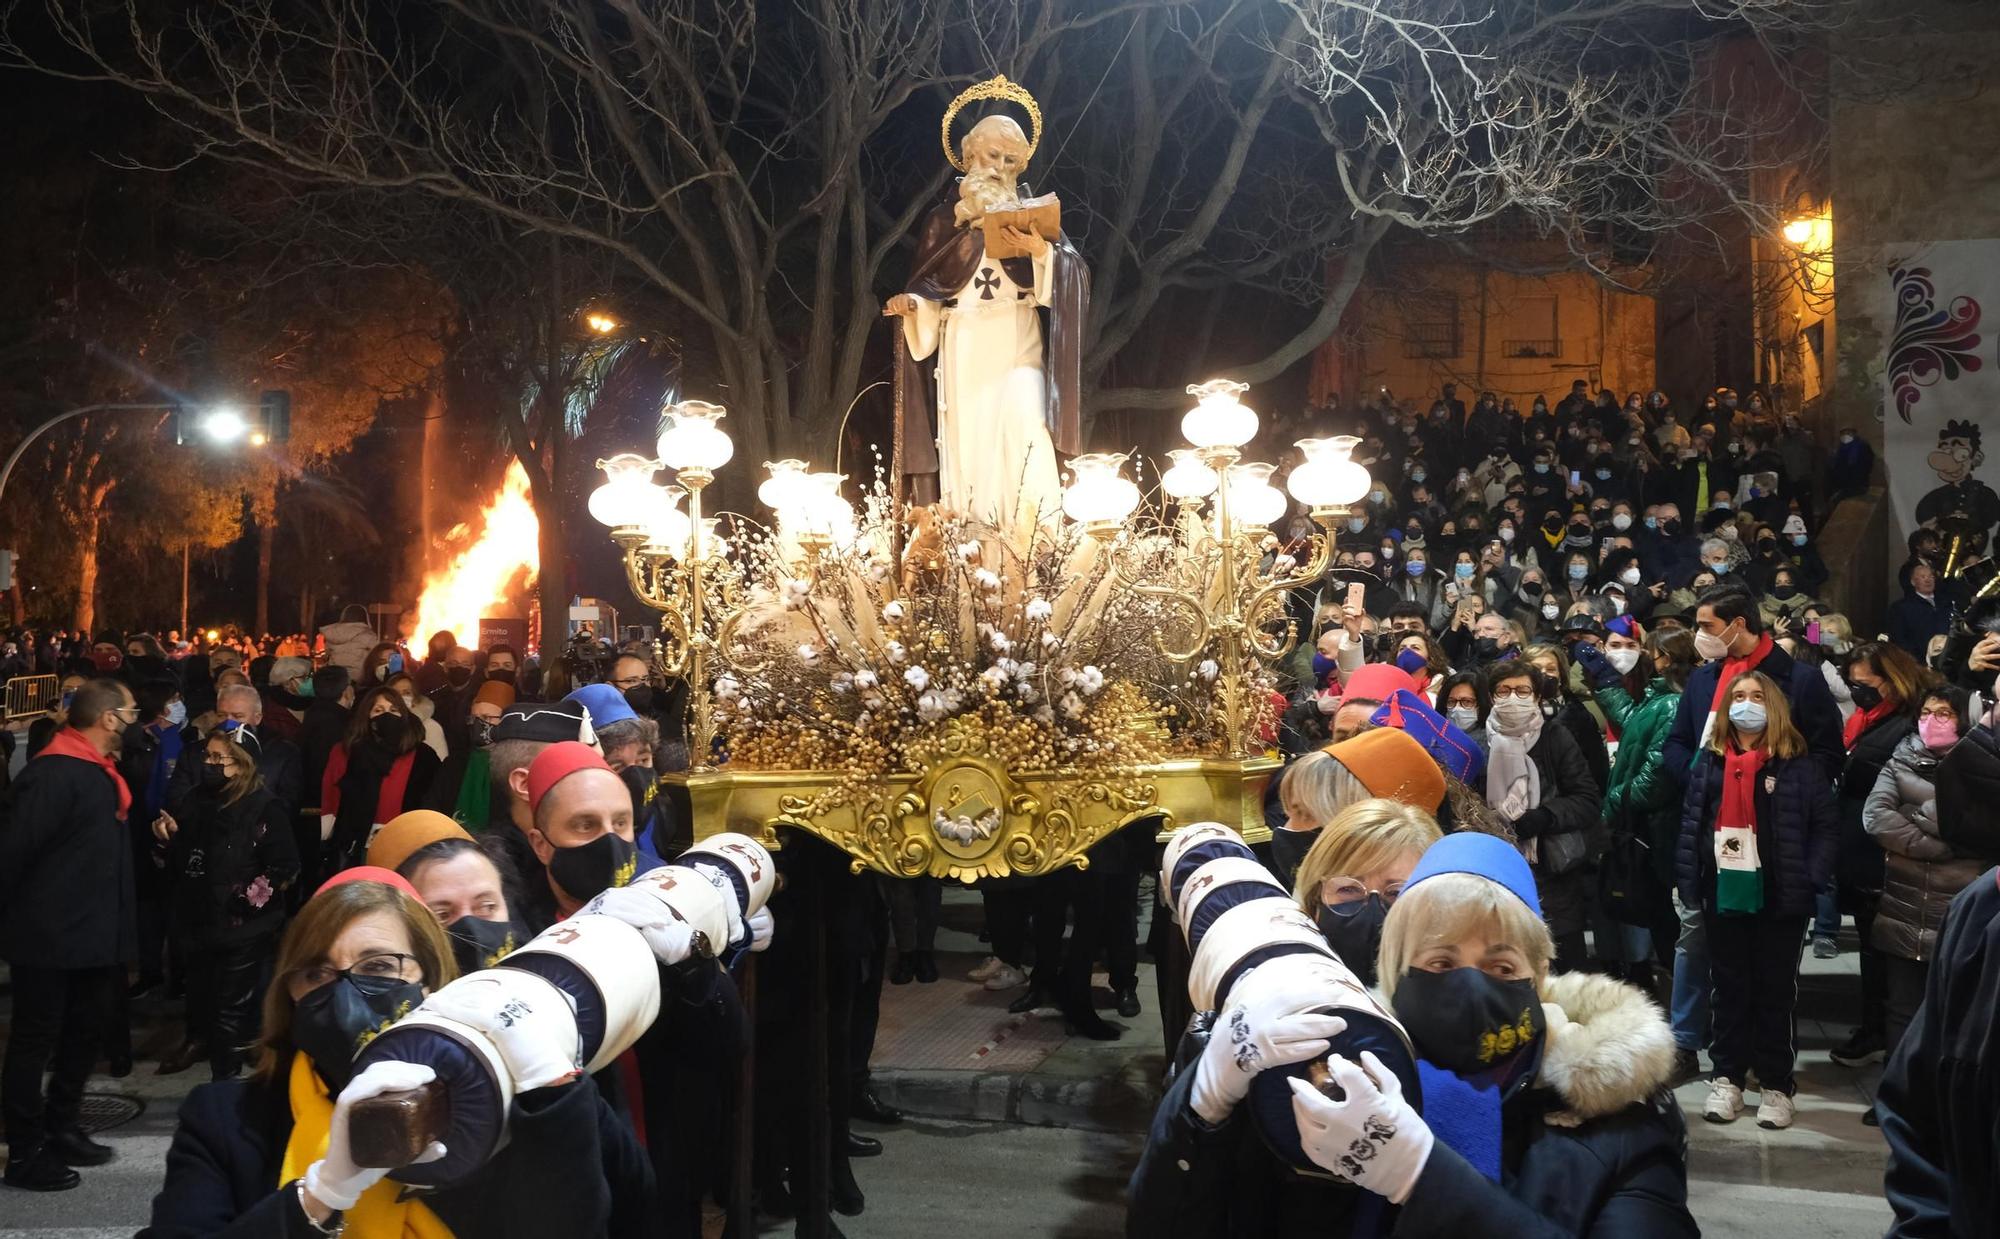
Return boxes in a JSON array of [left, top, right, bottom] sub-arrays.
[[1293, 798, 1442, 918], [1377, 872, 1554, 1007], [1708, 669, 1806, 760], [1279, 749, 1370, 830]]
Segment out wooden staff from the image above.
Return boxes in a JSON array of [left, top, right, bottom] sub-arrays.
[[891, 327, 907, 568]]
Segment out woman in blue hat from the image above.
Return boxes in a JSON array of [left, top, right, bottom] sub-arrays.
[[1288, 832, 1696, 1236]]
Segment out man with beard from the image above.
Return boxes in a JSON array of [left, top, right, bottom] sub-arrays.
[[883, 98, 1088, 535]]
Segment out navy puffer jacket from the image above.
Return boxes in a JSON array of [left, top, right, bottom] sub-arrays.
[[1676, 748, 1839, 918]]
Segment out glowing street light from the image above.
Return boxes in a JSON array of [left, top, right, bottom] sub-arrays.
[[200, 406, 248, 442], [585, 311, 621, 334]]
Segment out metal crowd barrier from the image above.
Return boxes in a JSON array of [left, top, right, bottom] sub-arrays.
[[4, 673, 58, 721]]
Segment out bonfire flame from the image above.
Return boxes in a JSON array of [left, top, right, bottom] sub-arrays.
[[412, 461, 539, 647]]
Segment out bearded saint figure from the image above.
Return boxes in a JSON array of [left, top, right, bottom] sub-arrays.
[[883, 100, 1089, 539]]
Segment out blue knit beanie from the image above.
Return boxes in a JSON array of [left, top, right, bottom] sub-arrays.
[[1404, 832, 1541, 919]]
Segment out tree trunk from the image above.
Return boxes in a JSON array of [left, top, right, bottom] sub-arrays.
[[256, 521, 274, 635], [300, 581, 313, 633], [533, 480, 570, 698], [73, 508, 99, 635]]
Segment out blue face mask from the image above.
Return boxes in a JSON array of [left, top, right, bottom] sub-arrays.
[[1411, 470, 1427, 484], [1568, 564, 1589, 582], [1644, 516, 1658, 529], [1728, 700, 1767, 732], [1534, 462, 1551, 474], [1406, 560, 1427, 577], [1595, 469, 1612, 481], [1395, 647, 1428, 677], [1454, 563, 1476, 580], [165, 700, 188, 727], [1790, 534, 1807, 547], [1311, 652, 1339, 680], [1708, 561, 1729, 574]]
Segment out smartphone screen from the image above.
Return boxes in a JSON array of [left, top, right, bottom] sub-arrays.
[[1569, 469, 1582, 489]]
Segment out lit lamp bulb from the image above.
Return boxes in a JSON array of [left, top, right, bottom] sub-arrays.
[[1286, 435, 1371, 516], [803, 473, 857, 544], [758, 459, 814, 517], [1160, 448, 1219, 502], [1181, 379, 1258, 451], [590, 453, 666, 531], [1062, 452, 1142, 538], [1219, 461, 1288, 529], [643, 490, 693, 557], [656, 400, 734, 477]]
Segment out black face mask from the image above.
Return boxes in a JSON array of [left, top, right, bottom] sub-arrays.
[[618, 764, 657, 818], [486, 668, 518, 687], [623, 685, 657, 715], [199, 761, 230, 793], [1660, 518, 1682, 538], [1771, 584, 1798, 600], [1472, 636, 1504, 662], [291, 973, 424, 1094], [1848, 682, 1883, 711], [1391, 966, 1546, 1075], [1268, 826, 1320, 888], [545, 831, 638, 904], [445, 666, 474, 689], [1316, 897, 1388, 988], [447, 915, 525, 976], [368, 713, 405, 749], [1757, 537, 1778, 555], [1520, 579, 1544, 598], [467, 718, 496, 750]]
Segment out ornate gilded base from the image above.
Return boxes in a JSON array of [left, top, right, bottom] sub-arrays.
[[667, 754, 1279, 882]]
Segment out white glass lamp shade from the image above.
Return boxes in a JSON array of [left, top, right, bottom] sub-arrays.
[[1221, 461, 1288, 529], [1181, 379, 1258, 450], [591, 454, 666, 528], [757, 459, 814, 518], [1160, 448, 1219, 501], [642, 490, 693, 555], [1062, 452, 1142, 527], [802, 472, 857, 541], [1285, 435, 1371, 509], [657, 400, 735, 473]]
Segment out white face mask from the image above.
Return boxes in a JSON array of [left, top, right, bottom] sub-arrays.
[[1693, 628, 1731, 661], [1446, 704, 1480, 731], [1606, 647, 1642, 675], [1611, 513, 1632, 531], [1490, 695, 1543, 736], [1541, 602, 1560, 621], [1619, 566, 1642, 587]]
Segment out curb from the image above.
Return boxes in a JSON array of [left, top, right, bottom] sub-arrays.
[[871, 1068, 1162, 1135]]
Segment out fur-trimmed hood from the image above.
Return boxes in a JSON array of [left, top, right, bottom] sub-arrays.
[[1534, 972, 1675, 1121]]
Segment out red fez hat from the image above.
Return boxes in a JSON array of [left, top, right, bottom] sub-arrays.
[[526, 740, 614, 814]]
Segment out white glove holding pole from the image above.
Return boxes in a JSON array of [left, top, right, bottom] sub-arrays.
[[747, 907, 774, 953], [420, 974, 583, 1091], [684, 859, 748, 948], [582, 885, 699, 966], [1188, 962, 1349, 1126], [1288, 1051, 1434, 1204], [305, 1061, 447, 1211]]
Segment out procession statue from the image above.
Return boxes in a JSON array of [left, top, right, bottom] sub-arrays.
[[883, 76, 1089, 541]]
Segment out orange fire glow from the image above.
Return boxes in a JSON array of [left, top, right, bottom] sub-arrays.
[[411, 461, 539, 647]]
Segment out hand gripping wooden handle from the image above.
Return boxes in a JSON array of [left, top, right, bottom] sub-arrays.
[[348, 1081, 450, 1169]]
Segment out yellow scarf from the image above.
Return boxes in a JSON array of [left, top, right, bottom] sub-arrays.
[[279, 1054, 455, 1239]]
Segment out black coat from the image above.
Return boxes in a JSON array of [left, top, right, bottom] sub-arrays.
[[0, 746, 137, 968], [166, 731, 306, 826], [297, 702, 350, 815], [1880, 867, 2000, 1237], [1676, 749, 1839, 919], [1839, 713, 1915, 897], [165, 784, 300, 946], [1126, 1009, 1419, 1238], [1936, 723, 2000, 858], [1393, 972, 1697, 1239], [1506, 721, 1603, 938], [139, 1068, 655, 1239]]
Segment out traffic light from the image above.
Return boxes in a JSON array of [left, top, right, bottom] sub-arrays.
[[259, 390, 292, 442]]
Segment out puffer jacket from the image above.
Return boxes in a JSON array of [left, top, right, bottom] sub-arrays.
[[1867, 733, 1991, 962], [1394, 971, 1697, 1238], [1596, 677, 1683, 886], [1935, 722, 2000, 857], [1839, 712, 1914, 896], [1677, 748, 1839, 918]]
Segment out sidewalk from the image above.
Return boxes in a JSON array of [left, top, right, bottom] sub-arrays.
[[868, 887, 1890, 1196]]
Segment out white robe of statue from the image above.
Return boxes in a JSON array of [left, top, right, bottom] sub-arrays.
[[901, 248, 1063, 537]]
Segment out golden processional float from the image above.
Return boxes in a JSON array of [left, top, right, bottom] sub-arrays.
[[587, 78, 1377, 881]]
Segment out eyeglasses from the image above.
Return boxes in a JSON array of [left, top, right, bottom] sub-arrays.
[[1490, 685, 1537, 700], [609, 674, 647, 690], [292, 952, 418, 991], [1322, 877, 1402, 909], [1916, 707, 1957, 723]]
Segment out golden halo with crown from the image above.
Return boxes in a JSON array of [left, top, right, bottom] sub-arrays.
[[941, 74, 1042, 174]]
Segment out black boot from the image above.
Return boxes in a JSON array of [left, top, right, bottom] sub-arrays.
[[913, 950, 939, 984], [830, 1157, 865, 1216], [47, 1129, 114, 1167], [4, 1150, 80, 1192], [888, 952, 916, 985]]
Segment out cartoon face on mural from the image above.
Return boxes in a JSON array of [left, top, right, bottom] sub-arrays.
[[1915, 418, 2000, 534], [1928, 420, 1983, 486]]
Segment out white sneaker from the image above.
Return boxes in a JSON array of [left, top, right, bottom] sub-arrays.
[[1756, 1090, 1796, 1130], [1703, 1079, 1744, 1124], [983, 963, 1029, 992], [968, 956, 1003, 982]]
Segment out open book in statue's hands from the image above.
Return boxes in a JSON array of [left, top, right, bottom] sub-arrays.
[[980, 194, 1061, 260]]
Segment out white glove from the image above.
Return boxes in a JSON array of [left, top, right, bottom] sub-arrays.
[[421, 974, 583, 1091], [1188, 963, 1349, 1126], [305, 1061, 447, 1211], [684, 860, 748, 948], [582, 885, 699, 965], [747, 907, 774, 953], [1288, 1051, 1433, 1204]]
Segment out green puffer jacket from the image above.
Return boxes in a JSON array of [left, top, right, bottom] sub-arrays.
[[1596, 677, 1684, 885]]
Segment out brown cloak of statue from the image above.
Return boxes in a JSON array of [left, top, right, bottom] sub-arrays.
[[895, 196, 1088, 481]]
